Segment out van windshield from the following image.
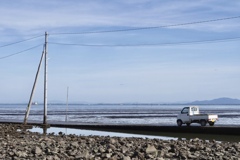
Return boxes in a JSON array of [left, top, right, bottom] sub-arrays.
[[181, 107, 189, 114]]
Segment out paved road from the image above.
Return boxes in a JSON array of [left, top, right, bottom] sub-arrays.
[[0, 119, 240, 136]]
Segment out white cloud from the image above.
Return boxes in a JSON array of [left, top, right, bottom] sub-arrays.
[[0, 0, 239, 34]]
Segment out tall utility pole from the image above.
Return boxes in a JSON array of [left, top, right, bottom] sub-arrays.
[[43, 32, 48, 125]]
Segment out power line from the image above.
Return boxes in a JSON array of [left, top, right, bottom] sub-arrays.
[[50, 15, 240, 35], [48, 36, 240, 47], [0, 44, 43, 60], [0, 34, 44, 48]]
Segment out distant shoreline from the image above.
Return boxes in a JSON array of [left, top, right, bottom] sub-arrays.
[[1, 97, 240, 105]]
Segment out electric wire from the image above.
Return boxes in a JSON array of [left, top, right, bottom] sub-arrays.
[[48, 36, 240, 47], [0, 34, 44, 48], [0, 44, 43, 60], [50, 15, 240, 35], [1, 16, 239, 60]]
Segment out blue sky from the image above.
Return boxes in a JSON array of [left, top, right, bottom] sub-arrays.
[[0, 0, 240, 103]]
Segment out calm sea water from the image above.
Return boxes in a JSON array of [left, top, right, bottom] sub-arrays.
[[0, 104, 239, 126]]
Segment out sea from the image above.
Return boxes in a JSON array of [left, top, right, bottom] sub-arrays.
[[1, 104, 240, 141], [0, 104, 239, 126]]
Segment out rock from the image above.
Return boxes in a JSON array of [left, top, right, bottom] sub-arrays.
[[99, 147, 106, 153], [179, 150, 188, 159], [214, 152, 224, 157], [34, 146, 42, 155], [146, 145, 157, 155], [75, 150, 90, 159], [135, 151, 145, 159], [16, 151, 28, 158], [188, 154, 198, 159], [70, 141, 79, 148], [108, 144, 117, 150], [101, 153, 112, 158], [109, 138, 117, 144], [123, 156, 131, 160], [165, 153, 175, 158], [0, 124, 239, 159], [121, 146, 128, 153]]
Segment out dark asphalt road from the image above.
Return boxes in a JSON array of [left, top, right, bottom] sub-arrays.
[[0, 119, 240, 136]]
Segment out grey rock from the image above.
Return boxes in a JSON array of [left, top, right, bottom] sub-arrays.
[[108, 143, 117, 150], [109, 138, 117, 144], [34, 146, 42, 155], [123, 156, 131, 160], [70, 141, 79, 148], [121, 146, 128, 153], [0, 124, 239, 159], [16, 151, 28, 158], [75, 150, 90, 159], [146, 145, 157, 154]]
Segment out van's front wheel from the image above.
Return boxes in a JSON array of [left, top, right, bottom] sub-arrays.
[[177, 119, 183, 127]]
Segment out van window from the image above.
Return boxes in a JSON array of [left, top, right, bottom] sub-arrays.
[[181, 107, 189, 114], [191, 107, 198, 111]]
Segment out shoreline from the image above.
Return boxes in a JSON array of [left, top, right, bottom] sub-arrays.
[[1, 124, 240, 159]]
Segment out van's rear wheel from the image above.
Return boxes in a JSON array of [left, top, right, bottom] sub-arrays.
[[209, 122, 215, 126], [177, 120, 183, 127], [200, 120, 207, 126]]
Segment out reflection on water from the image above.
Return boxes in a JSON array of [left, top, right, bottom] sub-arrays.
[[30, 127, 177, 140], [29, 126, 240, 142]]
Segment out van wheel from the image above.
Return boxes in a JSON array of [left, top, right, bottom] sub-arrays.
[[209, 122, 215, 126], [200, 120, 207, 126], [186, 123, 191, 127], [177, 120, 183, 127]]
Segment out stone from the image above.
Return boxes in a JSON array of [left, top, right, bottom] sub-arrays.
[[121, 146, 128, 153], [75, 150, 90, 159], [34, 146, 42, 155], [146, 145, 157, 154], [16, 151, 28, 158], [109, 138, 117, 144], [123, 156, 131, 160], [0, 124, 240, 159], [70, 141, 79, 148], [108, 143, 117, 150], [101, 153, 112, 158]]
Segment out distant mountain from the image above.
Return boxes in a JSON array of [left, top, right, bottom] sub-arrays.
[[189, 97, 240, 105]]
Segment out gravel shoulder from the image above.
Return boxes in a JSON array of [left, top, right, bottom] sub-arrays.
[[0, 124, 240, 159]]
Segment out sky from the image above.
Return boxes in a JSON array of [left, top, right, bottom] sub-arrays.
[[0, 0, 240, 103]]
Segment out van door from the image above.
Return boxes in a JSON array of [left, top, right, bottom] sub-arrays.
[[180, 107, 190, 123]]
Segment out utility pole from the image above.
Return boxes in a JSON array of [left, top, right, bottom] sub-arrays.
[[65, 86, 69, 122], [43, 32, 48, 125], [23, 48, 45, 125]]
